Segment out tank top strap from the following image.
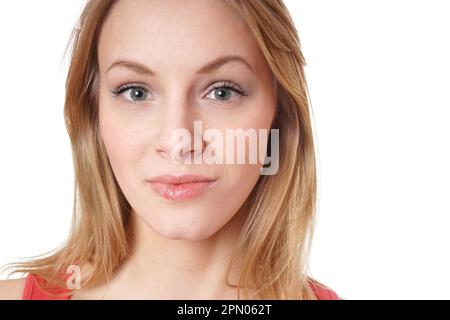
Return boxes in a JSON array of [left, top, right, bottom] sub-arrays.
[[309, 279, 341, 300], [22, 273, 71, 300]]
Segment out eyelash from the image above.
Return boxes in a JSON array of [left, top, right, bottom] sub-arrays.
[[210, 80, 248, 98], [111, 83, 148, 97], [110, 80, 248, 103]]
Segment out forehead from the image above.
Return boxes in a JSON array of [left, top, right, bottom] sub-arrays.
[[97, 0, 265, 74]]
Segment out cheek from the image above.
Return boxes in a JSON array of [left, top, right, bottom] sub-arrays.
[[98, 103, 145, 192], [229, 91, 276, 131], [221, 163, 261, 208], [208, 113, 274, 219]]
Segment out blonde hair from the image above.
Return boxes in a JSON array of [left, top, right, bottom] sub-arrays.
[[2, 0, 330, 299]]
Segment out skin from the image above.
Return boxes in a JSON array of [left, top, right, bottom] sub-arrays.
[[0, 278, 26, 300], [0, 0, 277, 299]]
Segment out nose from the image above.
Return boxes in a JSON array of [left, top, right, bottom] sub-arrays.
[[154, 98, 205, 165]]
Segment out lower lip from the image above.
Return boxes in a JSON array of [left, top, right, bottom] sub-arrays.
[[147, 180, 217, 201]]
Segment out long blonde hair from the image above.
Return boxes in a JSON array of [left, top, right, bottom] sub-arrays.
[[2, 0, 329, 299]]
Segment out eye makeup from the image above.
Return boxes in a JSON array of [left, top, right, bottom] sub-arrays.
[[110, 79, 249, 105]]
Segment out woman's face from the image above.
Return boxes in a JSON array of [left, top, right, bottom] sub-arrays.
[[97, 0, 276, 240]]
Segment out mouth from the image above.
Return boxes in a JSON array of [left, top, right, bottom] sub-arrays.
[[146, 174, 218, 202]]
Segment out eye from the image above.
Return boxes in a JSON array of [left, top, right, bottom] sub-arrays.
[[205, 81, 247, 103], [111, 84, 151, 103]]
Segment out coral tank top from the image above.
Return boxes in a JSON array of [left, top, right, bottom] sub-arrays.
[[22, 273, 341, 300]]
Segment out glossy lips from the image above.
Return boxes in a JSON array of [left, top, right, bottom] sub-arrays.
[[146, 174, 217, 201]]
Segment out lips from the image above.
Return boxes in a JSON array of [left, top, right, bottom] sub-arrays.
[[146, 174, 217, 201]]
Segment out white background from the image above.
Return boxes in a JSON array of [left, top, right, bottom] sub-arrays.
[[1, 0, 449, 299]]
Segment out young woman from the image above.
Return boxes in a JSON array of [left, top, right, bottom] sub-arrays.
[[0, 0, 340, 300]]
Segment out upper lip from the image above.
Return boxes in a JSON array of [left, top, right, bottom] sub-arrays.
[[147, 174, 216, 184]]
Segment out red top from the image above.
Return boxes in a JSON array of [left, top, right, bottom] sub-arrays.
[[22, 273, 71, 300], [22, 273, 341, 300]]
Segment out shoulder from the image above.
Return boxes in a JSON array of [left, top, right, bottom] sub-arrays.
[[308, 279, 342, 300], [0, 277, 27, 300]]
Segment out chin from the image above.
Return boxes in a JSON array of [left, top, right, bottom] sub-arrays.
[[154, 223, 219, 241], [141, 212, 222, 241]]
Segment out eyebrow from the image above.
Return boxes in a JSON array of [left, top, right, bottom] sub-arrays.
[[106, 55, 254, 76]]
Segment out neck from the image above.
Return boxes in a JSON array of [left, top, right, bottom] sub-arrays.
[[105, 207, 247, 299]]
